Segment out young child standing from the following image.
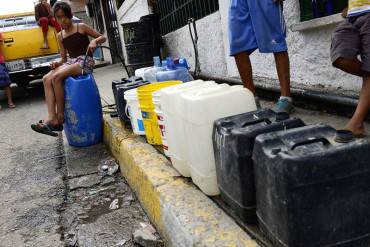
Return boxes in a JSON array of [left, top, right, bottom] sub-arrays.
[[31, 2, 106, 136], [0, 32, 15, 111], [331, 1, 370, 137], [228, 0, 293, 113]]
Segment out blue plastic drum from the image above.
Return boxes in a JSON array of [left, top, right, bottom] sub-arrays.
[[64, 73, 103, 147]]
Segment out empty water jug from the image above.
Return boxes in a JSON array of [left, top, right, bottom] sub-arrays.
[[253, 124, 370, 247], [180, 84, 257, 195], [64, 74, 103, 147], [160, 80, 216, 175], [213, 109, 305, 223], [156, 57, 193, 82]]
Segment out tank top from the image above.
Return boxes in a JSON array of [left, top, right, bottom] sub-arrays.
[[61, 24, 91, 58]]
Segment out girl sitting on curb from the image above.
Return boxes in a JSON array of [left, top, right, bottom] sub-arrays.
[[31, 2, 106, 137]]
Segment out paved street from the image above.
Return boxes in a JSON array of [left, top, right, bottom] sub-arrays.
[[0, 76, 159, 246]]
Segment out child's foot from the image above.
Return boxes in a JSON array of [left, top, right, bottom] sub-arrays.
[[41, 42, 50, 49], [8, 103, 16, 109], [344, 122, 365, 138]]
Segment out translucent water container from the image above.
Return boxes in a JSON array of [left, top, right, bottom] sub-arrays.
[[156, 57, 193, 82], [159, 80, 216, 176], [180, 84, 257, 195], [143, 56, 164, 82]]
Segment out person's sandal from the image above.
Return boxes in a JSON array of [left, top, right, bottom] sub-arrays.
[[31, 122, 63, 137], [8, 103, 16, 109]]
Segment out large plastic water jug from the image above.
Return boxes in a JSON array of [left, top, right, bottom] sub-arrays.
[[156, 57, 193, 82], [159, 80, 216, 176], [213, 109, 305, 223], [143, 56, 164, 82], [64, 74, 103, 147], [137, 81, 181, 145], [135, 66, 151, 80], [180, 84, 256, 195], [124, 88, 145, 135], [253, 125, 370, 247]]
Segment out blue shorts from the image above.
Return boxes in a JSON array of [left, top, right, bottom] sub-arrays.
[[0, 63, 11, 88], [228, 0, 288, 55]]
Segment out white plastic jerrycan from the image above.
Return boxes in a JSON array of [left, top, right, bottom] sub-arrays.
[[180, 84, 256, 196], [160, 80, 217, 176]]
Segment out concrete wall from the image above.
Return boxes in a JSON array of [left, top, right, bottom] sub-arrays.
[[112, 0, 360, 93]]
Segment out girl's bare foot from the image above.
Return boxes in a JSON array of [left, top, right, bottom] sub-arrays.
[[344, 122, 365, 138]]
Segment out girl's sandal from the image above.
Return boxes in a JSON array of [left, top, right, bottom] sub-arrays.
[[31, 122, 63, 137], [8, 103, 16, 109]]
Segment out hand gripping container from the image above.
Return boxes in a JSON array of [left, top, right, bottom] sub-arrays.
[[64, 74, 103, 147], [159, 80, 217, 175], [180, 84, 257, 195], [253, 124, 370, 247], [137, 81, 181, 145], [213, 109, 305, 223]]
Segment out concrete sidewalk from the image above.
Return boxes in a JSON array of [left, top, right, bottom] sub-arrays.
[[93, 64, 370, 247]]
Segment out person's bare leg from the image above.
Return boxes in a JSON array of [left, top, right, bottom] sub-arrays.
[[274, 51, 291, 97], [42, 31, 49, 49], [345, 76, 370, 137], [51, 64, 82, 125], [234, 51, 256, 95], [4, 86, 15, 108], [333, 57, 363, 77], [42, 71, 58, 124]]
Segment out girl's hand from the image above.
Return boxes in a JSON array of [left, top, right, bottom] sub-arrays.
[[50, 61, 60, 70], [87, 40, 97, 53]]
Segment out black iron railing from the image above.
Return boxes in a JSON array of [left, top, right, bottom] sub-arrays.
[[158, 0, 219, 35]]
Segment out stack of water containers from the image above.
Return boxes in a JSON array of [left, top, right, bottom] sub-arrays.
[[124, 64, 370, 246]]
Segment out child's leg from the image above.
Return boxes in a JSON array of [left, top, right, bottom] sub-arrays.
[[234, 51, 256, 95], [50, 64, 82, 124], [42, 70, 58, 124], [38, 17, 50, 49], [345, 76, 370, 137], [4, 85, 15, 107], [274, 51, 291, 97]]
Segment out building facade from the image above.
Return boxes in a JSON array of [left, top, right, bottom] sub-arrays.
[[107, 0, 360, 96]]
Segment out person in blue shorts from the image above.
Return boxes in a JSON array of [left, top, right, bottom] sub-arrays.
[[229, 0, 293, 113]]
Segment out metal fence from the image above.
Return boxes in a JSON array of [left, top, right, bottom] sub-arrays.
[[157, 0, 219, 35]]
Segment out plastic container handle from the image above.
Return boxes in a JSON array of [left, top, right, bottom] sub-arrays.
[[291, 137, 330, 150], [125, 104, 131, 119], [241, 118, 272, 128]]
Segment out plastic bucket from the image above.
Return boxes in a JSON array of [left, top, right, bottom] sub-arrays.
[[153, 91, 169, 156], [124, 88, 145, 135], [137, 81, 181, 145]]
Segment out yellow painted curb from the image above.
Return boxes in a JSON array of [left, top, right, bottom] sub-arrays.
[[104, 115, 259, 247]]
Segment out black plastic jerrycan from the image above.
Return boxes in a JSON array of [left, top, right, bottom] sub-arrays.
[[112, 76, 143, 105], [111, 76, 149, 128], [212, 109, 305, 223], [253, 124, 370, 247]]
